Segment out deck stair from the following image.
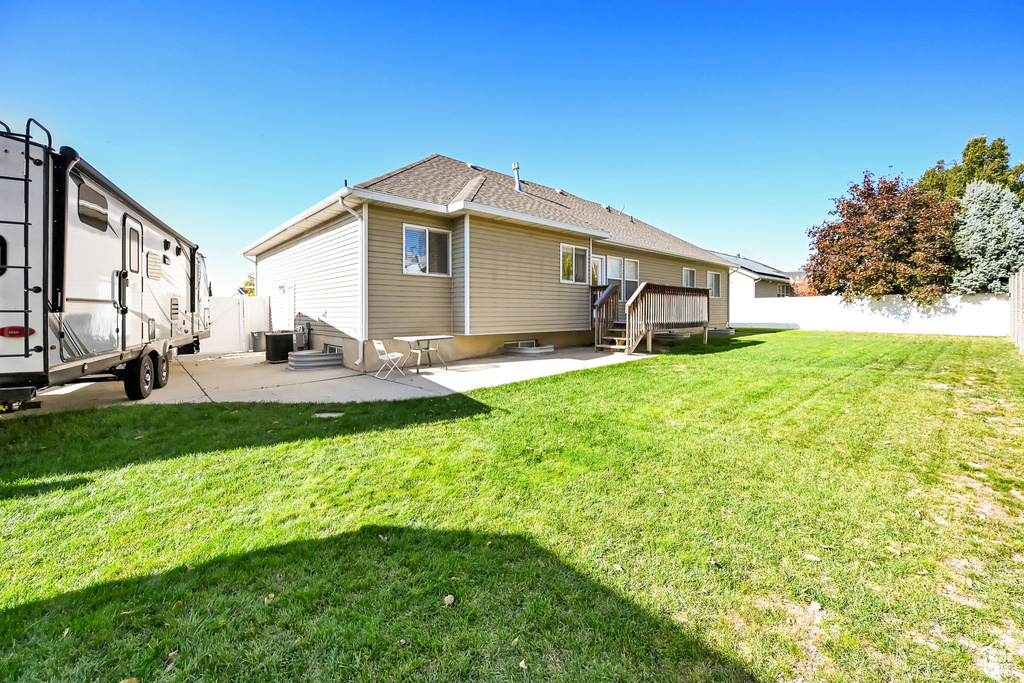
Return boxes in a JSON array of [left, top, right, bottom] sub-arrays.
[[592, 283, 710, 354], [595, 321, 629, 351]]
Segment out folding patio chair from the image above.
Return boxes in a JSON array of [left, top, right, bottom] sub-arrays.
[[373, 340, 406, 379]]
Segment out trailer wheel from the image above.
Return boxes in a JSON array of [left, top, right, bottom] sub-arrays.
[[154, 354, 170, 389], [124, 355, 155, 400]]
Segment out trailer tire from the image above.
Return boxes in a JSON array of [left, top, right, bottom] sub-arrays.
[[124, 355, 155, 400], [154, 354, 170, 389]]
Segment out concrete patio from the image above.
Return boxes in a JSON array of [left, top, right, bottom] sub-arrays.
[[28, 346, 650, 414]]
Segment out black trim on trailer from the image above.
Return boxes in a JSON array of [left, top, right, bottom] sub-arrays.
[[51, 148, 71, 312], [57, 147, 198, 250]]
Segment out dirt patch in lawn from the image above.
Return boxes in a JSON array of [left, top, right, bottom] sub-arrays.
[[755, 597, 832, 679], [944, 475, 1021, 524]]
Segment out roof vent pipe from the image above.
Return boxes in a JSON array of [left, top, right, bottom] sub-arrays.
[[512, 162, 522, 192]]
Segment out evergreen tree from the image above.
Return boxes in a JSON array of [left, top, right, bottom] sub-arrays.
[[952, 180, 1024, 294], [919, 136, 1024, 202]]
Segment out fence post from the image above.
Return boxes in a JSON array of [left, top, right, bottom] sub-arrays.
[[1012, 268, 1024, 351]]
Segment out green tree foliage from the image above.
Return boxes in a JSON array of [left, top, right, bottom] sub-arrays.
[[919, 136, 1024, 202], [240, 274, 255, 296], [952, 180, 1024, 294], [806, 172, 958, 305]]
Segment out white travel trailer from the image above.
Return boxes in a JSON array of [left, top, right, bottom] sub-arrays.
[[0, 119, 210, 411]]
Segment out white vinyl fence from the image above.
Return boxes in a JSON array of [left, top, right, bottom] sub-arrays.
[[731, 293, 1009, 337], [202, 296, 271, 355], [1011, 268, 1024, 350]]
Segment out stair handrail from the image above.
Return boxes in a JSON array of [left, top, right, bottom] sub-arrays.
[[592, 283, 620, 348]]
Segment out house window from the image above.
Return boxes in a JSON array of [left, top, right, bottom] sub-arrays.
[[708, 271, 722, 298], [682, 268, 696, 288], [403, 225, 450, 276], [560, 244, 589, 284], [608, 256, 640, 300]]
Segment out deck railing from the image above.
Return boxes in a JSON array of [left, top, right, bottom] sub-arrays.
[[623, 283, 709, 353], [592, 283, 620, 349]]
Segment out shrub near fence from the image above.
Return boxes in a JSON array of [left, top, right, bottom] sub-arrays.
[[1011, 267, 1024, 350]]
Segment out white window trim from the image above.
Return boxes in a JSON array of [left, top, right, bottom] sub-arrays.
[[708, 271, 723, 298], [559, 243, 590, 285], [682, 267, 696, 288], [590, 254, 607, 286], [402, 223, 452, 278], [607, 256, 640, 301]]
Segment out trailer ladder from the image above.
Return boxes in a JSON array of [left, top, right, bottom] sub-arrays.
[[0, 119, 50, 358]]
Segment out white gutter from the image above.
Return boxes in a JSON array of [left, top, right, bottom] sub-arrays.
[[242, 187, 614, 257], [463, 215, 470, 334], [601, 238, 734, 268], [450, 200, 611, 239], [333, 196, 368, 369], [359, 203, 369, 369], [241, 187, 355, 255]]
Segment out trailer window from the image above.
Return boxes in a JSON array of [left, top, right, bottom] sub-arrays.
[[75, 179, 109, 231], [129, 228, 140, 273]]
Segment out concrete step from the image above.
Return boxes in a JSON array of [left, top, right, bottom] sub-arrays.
[[595, 344, 626, 351]]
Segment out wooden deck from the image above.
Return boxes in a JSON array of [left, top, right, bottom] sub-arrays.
[[592, 283, 710, 354]]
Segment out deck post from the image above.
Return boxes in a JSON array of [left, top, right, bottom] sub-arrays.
[[646, 330, 652, 353], [702, 326, 709, 344]]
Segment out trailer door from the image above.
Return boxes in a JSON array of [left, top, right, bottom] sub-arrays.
[[123, 216, 144, 349], [60, 174, 124, 360]]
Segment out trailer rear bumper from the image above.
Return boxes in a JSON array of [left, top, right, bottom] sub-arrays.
[[0, 386, 38, 411]]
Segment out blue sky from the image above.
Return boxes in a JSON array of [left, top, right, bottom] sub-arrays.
[[4, 0, 1022, 291]]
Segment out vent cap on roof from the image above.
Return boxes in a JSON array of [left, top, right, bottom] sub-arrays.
[[513, 162, 522, 192], [466, 163, 481, 171]]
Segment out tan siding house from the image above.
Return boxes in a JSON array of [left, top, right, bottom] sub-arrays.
[[468, 217, 592, 335], [366, 207, 457, 339], [243, 155, 734, 369]]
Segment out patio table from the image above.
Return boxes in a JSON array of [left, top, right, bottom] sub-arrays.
[[394, 335, 453, 374]]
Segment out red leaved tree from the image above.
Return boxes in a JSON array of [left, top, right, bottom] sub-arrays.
[[805, 172, 957, 305]]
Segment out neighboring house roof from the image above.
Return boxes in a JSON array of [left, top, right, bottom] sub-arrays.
[[242, 154, 731, 266], [708, 251, 791, 282]]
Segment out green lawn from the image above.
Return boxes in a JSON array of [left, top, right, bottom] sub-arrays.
[[2, 330, 1023, 682]]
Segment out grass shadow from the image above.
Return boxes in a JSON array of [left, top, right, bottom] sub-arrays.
[[0, 526, 757, 681], [0, 476, 91, 500], [730, 328, 793, 338], [0, 392, 491, 484], [662, 334, 765, 356]]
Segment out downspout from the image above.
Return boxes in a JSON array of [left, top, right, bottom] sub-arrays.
[[337, 197, 367, 370]]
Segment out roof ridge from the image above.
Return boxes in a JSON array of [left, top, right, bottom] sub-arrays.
[[353, 154, 731, 266], [451, 175, 486, 203], [354, 154, 441, 190]]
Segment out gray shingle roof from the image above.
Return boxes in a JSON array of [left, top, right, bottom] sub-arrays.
[[355, 154, 730, 266]]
